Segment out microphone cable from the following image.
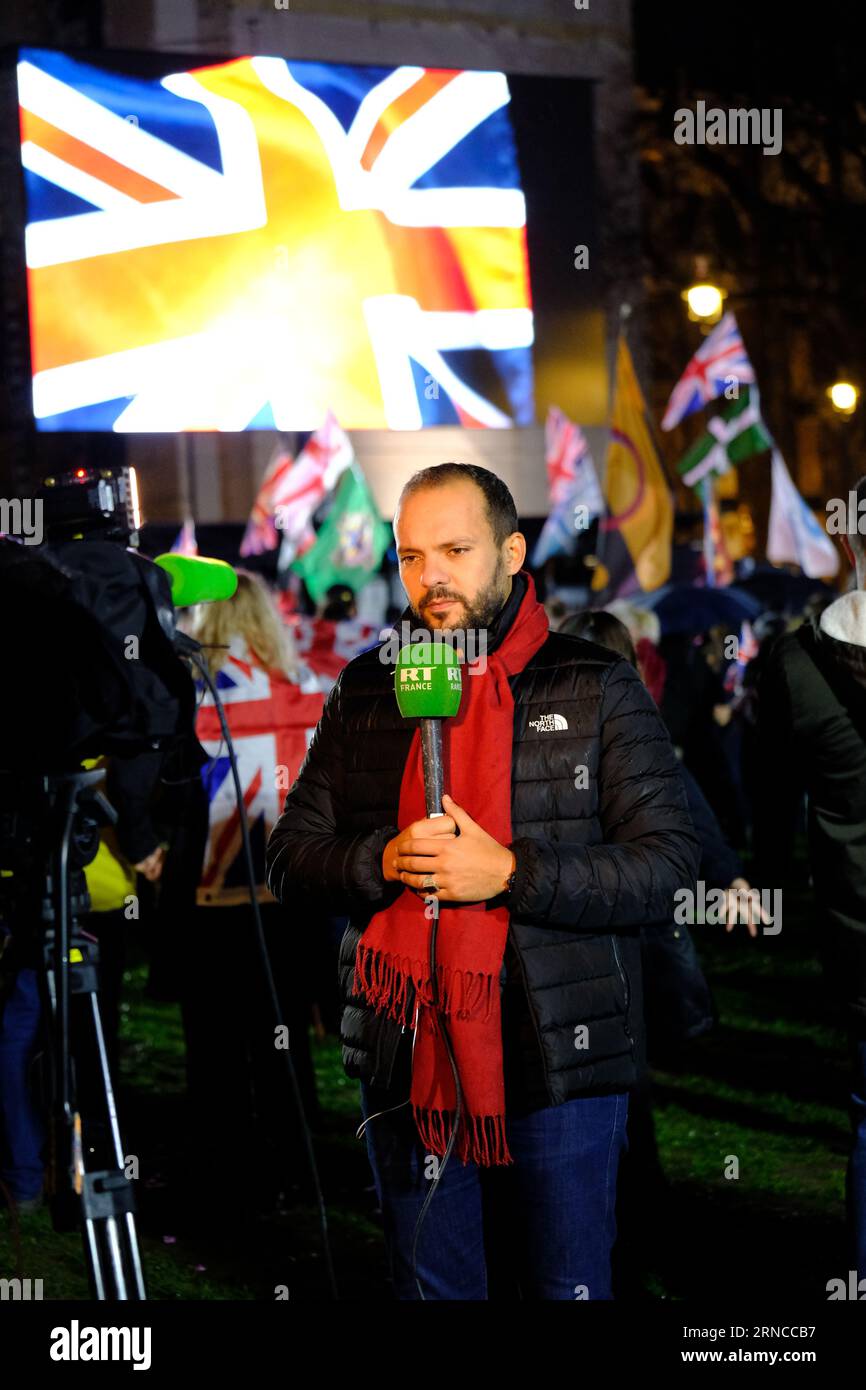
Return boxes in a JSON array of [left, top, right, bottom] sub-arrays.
[[356, 653, 468, 1299], [409, 887, 463, 1300], [353, 889, 465, 1302]]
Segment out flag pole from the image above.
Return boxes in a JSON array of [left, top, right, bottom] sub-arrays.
[[594, 305, 629, 595], [698, 476, 715, 588]]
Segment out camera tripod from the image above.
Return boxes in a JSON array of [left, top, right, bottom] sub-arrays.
[[3, 768, 146, 1299]]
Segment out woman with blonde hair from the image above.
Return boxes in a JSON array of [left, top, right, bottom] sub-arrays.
[[193, 570, 306, 684], [178, 571, 326, 1228]]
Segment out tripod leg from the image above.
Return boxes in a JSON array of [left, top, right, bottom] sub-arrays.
[[44, 936, 147, 1300], [88, 990, 146, 1300]]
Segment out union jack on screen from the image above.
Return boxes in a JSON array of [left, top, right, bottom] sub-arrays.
[[660, 313, 756, 432], [18, 48, 534, 432]]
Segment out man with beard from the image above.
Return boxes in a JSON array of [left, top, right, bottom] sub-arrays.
[[266, 463, 699, 1300]]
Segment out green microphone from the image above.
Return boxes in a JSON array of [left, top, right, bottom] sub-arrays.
[[154, 553, 238, 607], [394, 642, 462, 816]]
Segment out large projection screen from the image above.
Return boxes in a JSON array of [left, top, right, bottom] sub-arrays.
[[17, 48, 538, 434]]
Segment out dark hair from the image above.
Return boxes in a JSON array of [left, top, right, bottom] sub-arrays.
[[558, 609, 637, 667], [396, 462, 518, 547], [847, 474, 866, 557], [319, 583, 356, 621]]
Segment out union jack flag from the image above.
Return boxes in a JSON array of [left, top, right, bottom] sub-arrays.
[[195, 638, 325, 905], [239, 446, 296, 557], [661, 313, 756, 432], [545, 405, 598, 506], [276, 413, 355, 568], [239, 412, 355, 559], [282, 610, 383, 689], [18, 48, 534, 432], [531, 405, 603, 566]]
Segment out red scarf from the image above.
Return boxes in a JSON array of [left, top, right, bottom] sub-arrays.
[[353, 571, 549, 1166]]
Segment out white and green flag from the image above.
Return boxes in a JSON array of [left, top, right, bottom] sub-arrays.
[[676, 386, 773, 489], [290, 463, 391, 603]]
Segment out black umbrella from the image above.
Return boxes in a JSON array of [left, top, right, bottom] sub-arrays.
[[735, 566, 836, 615], [633, 583, 763, 635]]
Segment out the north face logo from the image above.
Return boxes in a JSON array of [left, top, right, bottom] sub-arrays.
[[529, 713, 569, 732]]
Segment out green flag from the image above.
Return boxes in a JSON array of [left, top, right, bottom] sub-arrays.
[[676, 386, 773, 489], [290, 463, 391, 602]]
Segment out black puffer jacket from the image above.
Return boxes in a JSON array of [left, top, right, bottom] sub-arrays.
[[266, 577, 701, 1111]]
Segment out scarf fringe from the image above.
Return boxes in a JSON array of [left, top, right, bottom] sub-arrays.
[[414, 1104, 513, 1168], [353, 943, 496, 1025]]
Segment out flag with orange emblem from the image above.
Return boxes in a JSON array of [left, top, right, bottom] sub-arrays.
[[592, 336, 673, 599]]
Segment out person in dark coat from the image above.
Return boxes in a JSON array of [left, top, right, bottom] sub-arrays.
[[663, 630, 744, 850], [560, 610, 761, 928], [755, 475, 866, 1283], [560, 609, 766, 1294], [266, 463, 700, 1300]]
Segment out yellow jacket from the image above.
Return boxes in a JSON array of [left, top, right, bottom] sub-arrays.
[[81, 758, 137, 913]]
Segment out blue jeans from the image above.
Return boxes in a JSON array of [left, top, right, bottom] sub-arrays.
[[0, 969, 45, 1203], [847, 1032, 866, 1281], [359, 1082, 629, 1300]]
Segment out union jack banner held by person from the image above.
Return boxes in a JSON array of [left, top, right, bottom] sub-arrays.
[[195, 639, 325, 906]]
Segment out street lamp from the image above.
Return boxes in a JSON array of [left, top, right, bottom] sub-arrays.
[[829, 381, 859, 415], [683, 282, 726, 324]]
